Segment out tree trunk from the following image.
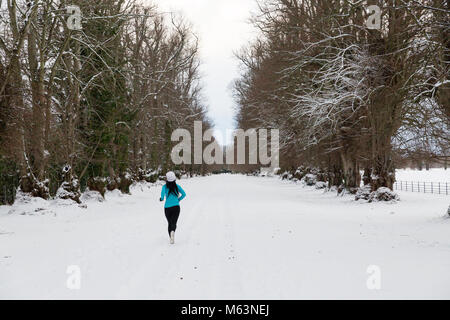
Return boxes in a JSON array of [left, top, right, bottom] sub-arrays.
[[27, 6, 45, 180], [340, 151, 361, 191], [371, 155, 395, 191]]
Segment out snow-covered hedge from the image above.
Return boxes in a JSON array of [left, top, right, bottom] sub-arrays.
[[88, 177, 107, 198], [136, 168, 161, 183], [372, 187, 400, 202], [355, 185, 372, 201], [19, 174, 50, 200], [281, 171, 293, 180], [303, 174, 317, 186], [279, 167, 328, 187], [275, 165, 401, 203], [56, 180, 81, 204], [80, 190, 104, 203], [315, 181, 328, 189], [355, 186, 399, 202]]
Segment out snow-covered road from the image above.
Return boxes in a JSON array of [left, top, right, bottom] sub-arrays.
[[1, 174, 449, 299]]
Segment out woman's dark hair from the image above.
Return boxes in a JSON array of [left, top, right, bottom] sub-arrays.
[[166, 181, 179, 197]]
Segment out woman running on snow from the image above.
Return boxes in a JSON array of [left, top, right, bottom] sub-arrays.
[[160, 171, 186, 244]]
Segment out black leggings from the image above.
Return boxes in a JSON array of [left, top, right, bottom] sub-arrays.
[[164, 205, 180, 235]]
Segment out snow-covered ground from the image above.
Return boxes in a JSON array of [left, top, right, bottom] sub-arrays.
[[0, 174, 449, 299], [396, 168, 450, 182]]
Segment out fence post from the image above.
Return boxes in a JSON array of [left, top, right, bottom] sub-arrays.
[[439, 182, 440, 195]]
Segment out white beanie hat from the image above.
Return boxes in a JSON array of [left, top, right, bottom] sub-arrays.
[[166, 171, 176, 182]]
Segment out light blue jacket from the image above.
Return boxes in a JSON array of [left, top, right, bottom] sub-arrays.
[[160, 184, 186, 208]]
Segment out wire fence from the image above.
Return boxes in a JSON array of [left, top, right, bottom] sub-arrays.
[[394, 181, 449, 195]]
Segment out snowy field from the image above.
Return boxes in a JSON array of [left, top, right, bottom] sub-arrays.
[[0, 174, 449, 300], [396, 168, 450, 182]]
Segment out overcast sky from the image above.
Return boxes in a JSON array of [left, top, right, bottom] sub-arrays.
[[151, 0, 258, 144]]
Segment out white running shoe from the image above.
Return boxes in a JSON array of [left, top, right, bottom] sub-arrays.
[[170, 231, 175, 244]]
